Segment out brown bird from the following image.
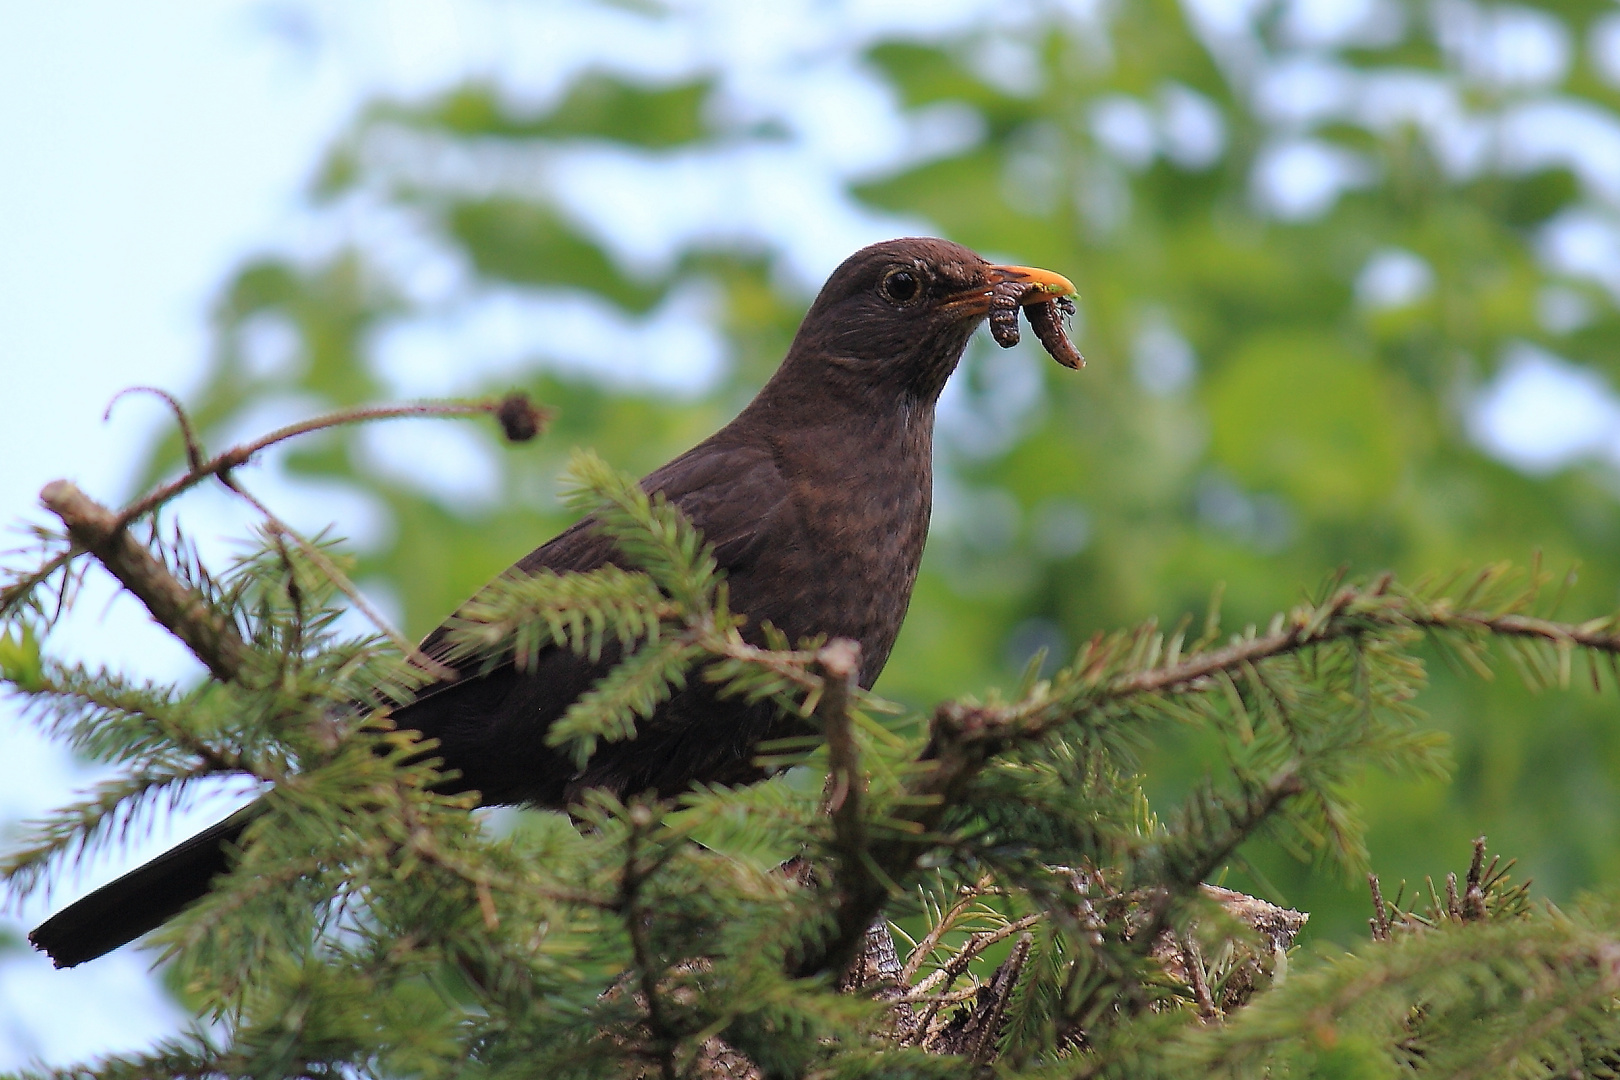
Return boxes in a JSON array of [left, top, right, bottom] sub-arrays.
[[29, 237, 1078, 968]]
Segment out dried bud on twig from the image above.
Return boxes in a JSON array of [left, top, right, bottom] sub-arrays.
[[495, 392, 550, 443]]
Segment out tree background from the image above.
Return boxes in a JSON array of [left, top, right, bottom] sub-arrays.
[[6, 0, 1620, 1065]]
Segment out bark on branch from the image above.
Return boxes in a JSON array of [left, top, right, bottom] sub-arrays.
[[39, 480, 247, 682]]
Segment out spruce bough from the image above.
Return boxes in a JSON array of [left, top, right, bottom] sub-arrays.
[[5, 395, 1620, 1078]]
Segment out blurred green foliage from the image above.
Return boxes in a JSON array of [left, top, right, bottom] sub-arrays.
[[147, 0, 1620, 943]]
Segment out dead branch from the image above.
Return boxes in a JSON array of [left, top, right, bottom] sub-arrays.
[[113, 394, 549, 531], [39, 481, 247, 682]]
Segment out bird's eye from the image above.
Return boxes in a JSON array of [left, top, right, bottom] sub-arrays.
[[880, 268, 921, 304]]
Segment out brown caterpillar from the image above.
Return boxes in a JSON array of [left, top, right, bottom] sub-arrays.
[[988, 282, 1022, 347], [1027, 294, 1083, 369], [987, 280, 1084, 369]]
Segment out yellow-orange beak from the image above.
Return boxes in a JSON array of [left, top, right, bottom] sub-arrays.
[[990, 263, 1078, 302], [940, 262, 1079, 322]]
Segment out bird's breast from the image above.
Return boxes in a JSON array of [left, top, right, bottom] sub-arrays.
[[754, 422, 933, 685]]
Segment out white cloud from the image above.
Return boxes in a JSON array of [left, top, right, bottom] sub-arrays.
[[1252, 138, 1376, 220], [1254, 55, 1359, 129], [1433, 0, 1571, 91], [1357, 248, 1434, 310], [1160, 83, 1226, 169], [1090, 94, 1158, 170], [1469, 344, 1620, 473], [1132, 311, 1198, 395], [1499, 98, 1620, 206], [1538, 209, 1620, 298]]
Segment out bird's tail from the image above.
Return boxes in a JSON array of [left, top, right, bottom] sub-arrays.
[[28, 804, 258, 968]]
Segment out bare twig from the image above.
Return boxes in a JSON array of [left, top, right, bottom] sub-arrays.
[[113, 396, 549, 532], [1464, 836, 1488, 922], [906, 913, 1043, 1001], [622, 804, 678, 1080], [904, 912, 1040, 1046], [816, 639, 864, 829], [1369, 873, 1391, 942], [971, 932, 1033, 1062], [899, 877, 993, 986], [924, 930, 1034, 1062], [900, 986, 981, 1006], [106, 387, 206, 472], [1181, 933, 1217, 1020], [19, 393, 550, 678]]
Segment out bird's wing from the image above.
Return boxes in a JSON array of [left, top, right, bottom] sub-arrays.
[[412, 436, 792, 683], [641, 436, 792, 572], [385, 438, 796, 803]]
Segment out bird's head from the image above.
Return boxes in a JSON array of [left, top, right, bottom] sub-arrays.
[[782, 237, 1076, 404]]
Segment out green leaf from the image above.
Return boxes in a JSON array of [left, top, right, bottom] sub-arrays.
[[0, 623, 43, 692], [419, 74, 716, 147], [1207, 332, 1406, 515], [446, 197, 666, 312]]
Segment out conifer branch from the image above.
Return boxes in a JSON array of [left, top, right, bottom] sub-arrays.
[[226, 480, 451, 680], [440, 566, 673, 671], [816, 638, 865, 862], [0, 550, 80, 624], [38, 480, 249, 682], [1129, 771, 1305, 963], [162, 850, 328, 961], [1186, 915, 1620, 1077], [932, 577, 1620, 755], [898, 877, 996, 987], [904, 912, 1043, 1001], [549, 632, 705, 766], [1, 768, 224, 900], [621, 803, 680, 1080], [7, 390, 549, 644], [17, 421, 1620, 1076]]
